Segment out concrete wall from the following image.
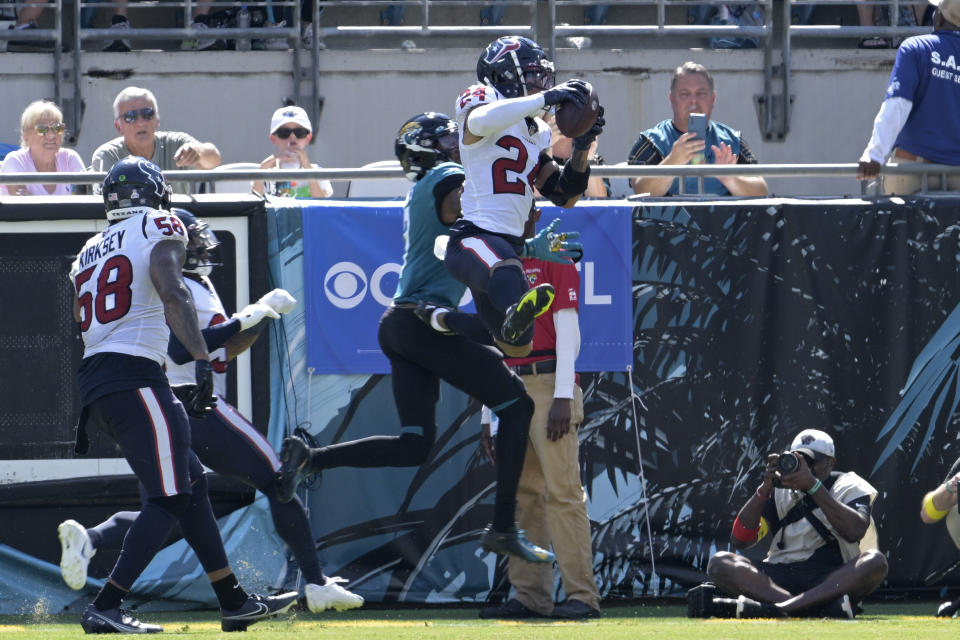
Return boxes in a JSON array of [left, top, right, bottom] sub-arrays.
[[0, 46, 896, 195]]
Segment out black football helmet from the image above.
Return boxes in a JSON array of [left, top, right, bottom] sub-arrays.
[[103, 156, 172, 222], [171, 208, 221, 277], [394, 112, 460, 182], [476, 36, 555, 99]]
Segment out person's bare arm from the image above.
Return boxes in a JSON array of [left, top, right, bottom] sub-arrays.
[[439, 185, 463, 225], [174, 141, 221, 169], [224, 328, 263, 361], [150, 239, 209, 362]]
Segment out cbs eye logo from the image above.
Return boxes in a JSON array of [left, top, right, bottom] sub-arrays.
[[323, 261, 401, 309]]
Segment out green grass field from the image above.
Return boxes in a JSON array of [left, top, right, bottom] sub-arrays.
[[3, 602, 959, 639]]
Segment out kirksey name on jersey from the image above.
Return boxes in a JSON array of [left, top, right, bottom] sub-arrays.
[[70, 209, 189, 364]]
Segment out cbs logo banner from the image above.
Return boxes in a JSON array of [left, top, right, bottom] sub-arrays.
[[302, 202, 633, 374]]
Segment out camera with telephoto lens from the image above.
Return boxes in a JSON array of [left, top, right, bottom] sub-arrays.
[[777, 451, 802, 475]]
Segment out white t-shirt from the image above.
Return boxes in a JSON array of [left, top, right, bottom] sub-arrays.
[[455, 83, 552, 237], [70, 209, 189, 364], [164, 276, 228, 397]]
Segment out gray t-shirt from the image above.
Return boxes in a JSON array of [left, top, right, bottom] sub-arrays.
[[90, 131, 200, 194]]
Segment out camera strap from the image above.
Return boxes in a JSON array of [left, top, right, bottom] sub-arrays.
[[777, 473, 837, 549], [775, 495, 837, 549]]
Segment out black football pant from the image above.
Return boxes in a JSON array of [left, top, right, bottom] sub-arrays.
[[88, 396, 324, 586], [307, 305, 534, 531], [88, 386, 229, 590], [444, 220, 535, 346]]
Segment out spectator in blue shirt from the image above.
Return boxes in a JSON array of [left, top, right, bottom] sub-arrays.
[[858, 0, 960, 193], [627, 61, 768, 197]]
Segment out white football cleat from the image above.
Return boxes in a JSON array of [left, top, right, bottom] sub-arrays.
[[305, 576, 364, 612], [58, 519, 96, 590]]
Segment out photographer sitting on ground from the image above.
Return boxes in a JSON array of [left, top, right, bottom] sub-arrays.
[[690, 429, 888, 619], [919, 456, 960, 617]]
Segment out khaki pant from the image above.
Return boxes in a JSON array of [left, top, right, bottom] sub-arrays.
[[883, 153, 960, 195], [509, 373, 600, 614]]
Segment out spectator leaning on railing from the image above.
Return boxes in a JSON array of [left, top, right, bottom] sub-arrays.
[[627, 61, 768, 198], [858, 0, 960, 194], [0, 100, 84, 196], [90, 87, 222, 194]]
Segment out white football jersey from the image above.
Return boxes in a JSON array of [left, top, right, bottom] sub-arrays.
[[164, 276, 229, 397], [70, 209, 189, 364], [455, 83, 552, 237]]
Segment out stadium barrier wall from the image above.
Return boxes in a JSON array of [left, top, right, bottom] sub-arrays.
[[1, 194, 960, 612]]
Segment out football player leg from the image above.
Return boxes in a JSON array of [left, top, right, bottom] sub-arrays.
[[83, 387, 297, 634], [58, 511, 141, 590], [382, 306, 553, 563], [292, 306, 442, 474], [444, 229, 554, 351], [190, 401, 363, 613], [80, 386, 200, 634]]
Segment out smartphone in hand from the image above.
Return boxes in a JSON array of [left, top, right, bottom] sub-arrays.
[[687, 113, 708, 141]]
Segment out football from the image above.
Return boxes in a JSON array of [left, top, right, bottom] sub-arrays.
[[555, 81, 600, 138]]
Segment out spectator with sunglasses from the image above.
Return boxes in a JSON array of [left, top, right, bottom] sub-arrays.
[[0, 100, 84, 196], [91, 87, 221, 194], [252, 106, 333, 198]]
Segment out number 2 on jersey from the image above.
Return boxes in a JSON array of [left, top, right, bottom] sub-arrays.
[[492, 135, 540, 195], [75, 255, 134, 331]]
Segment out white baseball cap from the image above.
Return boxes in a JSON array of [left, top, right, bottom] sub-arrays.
[[789, 428, 835, 460], [930, 0, 960, 25], [270, 106, 312, 134]]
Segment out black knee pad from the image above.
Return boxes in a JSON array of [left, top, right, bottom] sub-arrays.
[[397, 431, 433, 466], [148, 492, 192, 518]]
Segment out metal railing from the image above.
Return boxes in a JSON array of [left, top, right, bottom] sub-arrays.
[[0, 0, 65, 109], [0, 0, 936, 152], [2, 163, 958, 191]]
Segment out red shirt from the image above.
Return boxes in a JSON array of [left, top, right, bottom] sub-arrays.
[[506, 257, 580, 366]]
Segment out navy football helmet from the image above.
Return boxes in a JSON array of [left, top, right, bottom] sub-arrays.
[[476, 36, 555, 99], [171, 208, 221, 277], [394, 112, 460, 182], [103, 156, 172, 222]]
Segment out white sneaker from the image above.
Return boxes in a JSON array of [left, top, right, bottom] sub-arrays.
[[304, 576, 363, 612], [58, 519, 95, 590], [181, 21, 216, 50]]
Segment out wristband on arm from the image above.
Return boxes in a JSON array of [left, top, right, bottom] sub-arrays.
[[924, 494, 949, 521], [732, 515, 762, 543]]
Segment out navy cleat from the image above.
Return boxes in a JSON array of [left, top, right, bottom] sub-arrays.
[[479, 525, 555, 564], [501, 284, 555, 343], [220, 591, 299, 632], [80, 605, 162, 634], [274, 436, 310, 503]]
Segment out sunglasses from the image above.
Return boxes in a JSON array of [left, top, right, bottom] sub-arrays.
[[35, 123, 66, 135], [121, 107, 156, 124], [274, 127, 310, 140]]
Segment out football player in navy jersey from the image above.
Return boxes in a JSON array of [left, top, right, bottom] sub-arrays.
[[274, 112, 556, 564], [444, 35, 603, 356], [59, 207, 363, 615], [68, 157, 298, 634]]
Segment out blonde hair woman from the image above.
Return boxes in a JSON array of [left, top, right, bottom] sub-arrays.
[[0, 100, 85, 195]]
